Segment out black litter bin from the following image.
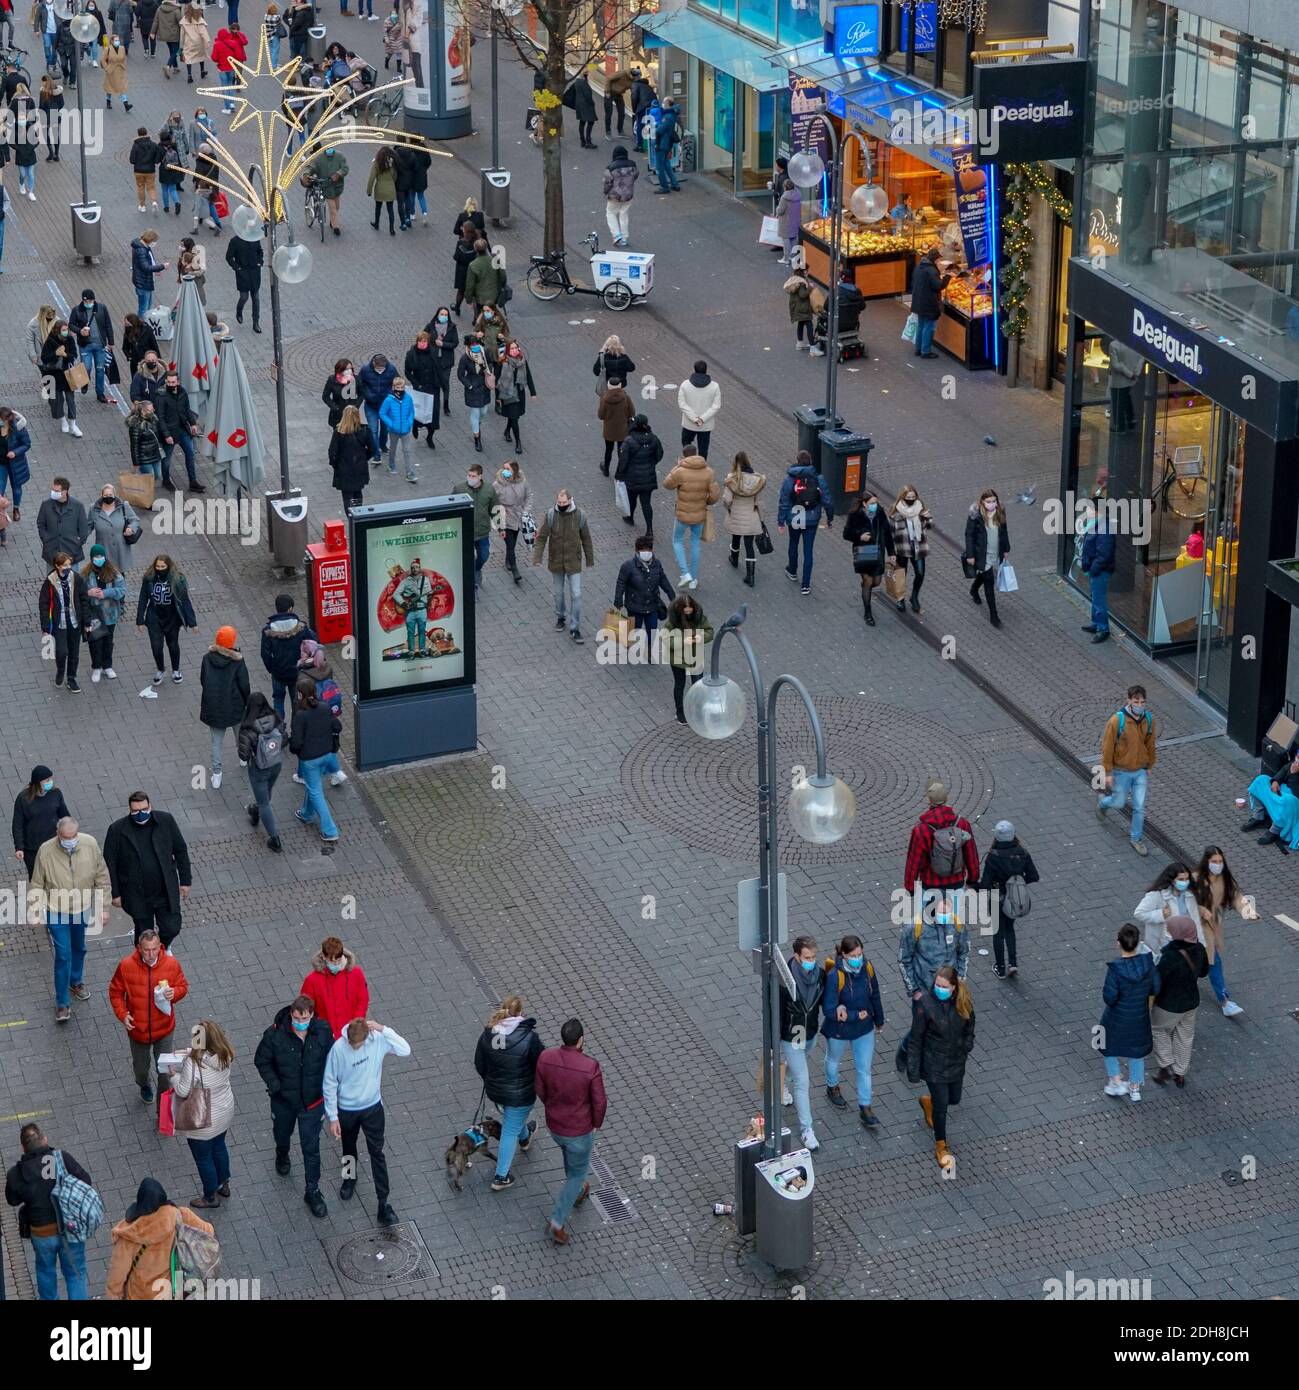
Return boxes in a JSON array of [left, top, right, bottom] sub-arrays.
[[818, 429, 874, 516], [793, 404, 842, 462]]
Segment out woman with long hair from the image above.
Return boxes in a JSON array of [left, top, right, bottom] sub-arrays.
[[122, 311, 161, 374], [842, 489, 895, 628], [493, 459, 531, 583], [177, 234, 206, 300], [821, 933, 885, 1130], [0, 406, 31, 523], [289, 674, 341, 845], [126, 400, 166, 479], [722, 452, 766, 588], [135, 552, 199, 685], [1191, 846, 1256, 1017], [907, 962, 974, 1170], [494, 337, 536, 454], [367, 145, 397, 235], [179, 2, 210, 83], [329, 404, 370, 513], [593, 333, 635, 390], [1133, 861, 1203, 955], [168, 1018, 236, 1208], [81, 546, 128, 681], [1150, 916, 1209, 1088], [38, 75, 65, 162], [664, 592, 712, 723], [473, 994, 543, 1191], [424, 305, 459, 415], [962, 486, 1010, 628], [39, 319, 83, 438], [889, 482, 933, 614]]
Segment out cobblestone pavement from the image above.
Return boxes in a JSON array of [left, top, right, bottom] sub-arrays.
[[2, 11, 1298, 1304]]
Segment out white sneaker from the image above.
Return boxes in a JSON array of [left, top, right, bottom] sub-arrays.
[[105, 668, 117, 679], [151, 202, 159, 211], [211, 771, 222, 789], [796, 342, 809, 351], [782, 1087, 793, 1107], [1128, 1085, 1142, 1103], [292, 772, 305, 785], [329, 771, 348, 787], [91, 669, 102, 683], [152, 670, 164, 685], [801, 1127, 819, 1151], [70, 423, 83, 438], [678, 573, 692, 590], [1103, 1080, 1127, 1097], [27, 191, 36, 201], [60, 417, 69, 434], [1221, 1000, 1244, 1017], [138, 203, 146, 212]]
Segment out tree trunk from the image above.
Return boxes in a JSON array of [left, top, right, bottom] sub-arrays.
[[542, 39, 568, 256]]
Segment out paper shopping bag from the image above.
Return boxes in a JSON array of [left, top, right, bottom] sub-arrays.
[[758, 214, 783, 248], [884, 560, 907, 602], [119, 469, 156, 511], [158, 1088, 175, 1138], [997, 562, 1019, 593], [64, 359, 90, 393], [602, 608, 635, 645]]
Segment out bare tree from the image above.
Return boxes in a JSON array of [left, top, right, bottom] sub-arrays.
[[463, 0, 642, 254]]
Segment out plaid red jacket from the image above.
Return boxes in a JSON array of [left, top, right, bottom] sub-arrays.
[[904, 805, 980, 893]]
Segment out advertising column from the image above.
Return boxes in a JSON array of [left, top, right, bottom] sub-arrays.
[[402, 0, 472, 140]]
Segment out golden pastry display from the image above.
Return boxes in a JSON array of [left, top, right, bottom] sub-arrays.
[[942, 279, 993, 318], [802, 217, 911, 257]]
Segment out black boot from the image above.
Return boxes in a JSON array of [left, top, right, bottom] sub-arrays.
[[728, 545, 739, 569], [743, 561, 756, 588], [863, 592, 875, 626]]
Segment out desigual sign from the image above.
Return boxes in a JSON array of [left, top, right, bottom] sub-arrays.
[[1131, 307, 1203, 377], [970, 59, 1088, 162]]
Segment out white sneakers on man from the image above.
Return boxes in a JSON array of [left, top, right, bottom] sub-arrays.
[[801, 1127, 819, 1151]]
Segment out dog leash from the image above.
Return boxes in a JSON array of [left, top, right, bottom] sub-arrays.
[[471, 1083, 487, 1127]]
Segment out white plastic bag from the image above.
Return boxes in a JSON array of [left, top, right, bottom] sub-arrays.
[[901, 312, 919, 343], [996, 562, 1019, 593], [409, 389, 435, 425], [615, 478, 632, 518], [758, 214, 783, 248]]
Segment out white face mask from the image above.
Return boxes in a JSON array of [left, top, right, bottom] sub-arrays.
[[637, 551, 652, 562], [1208, 862, 1224, 875], [984, 499, 997, 512], [51, 490, 65, 502], [60, 837, 78, 852]]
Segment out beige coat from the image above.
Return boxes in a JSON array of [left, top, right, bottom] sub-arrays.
[[180, 12, 211, 63], [29, 833, 111, 924], [171, 1050, 235, 1142], [102, 43, 129, 95], [722, 470, 766, 536], [663, 455, 721, 526]]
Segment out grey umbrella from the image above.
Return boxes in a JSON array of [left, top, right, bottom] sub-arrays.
[[169, 276, 218, 417], [205, 329, 267, 494]]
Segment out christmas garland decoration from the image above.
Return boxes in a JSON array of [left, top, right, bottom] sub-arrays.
[[1000, 161, 1073, 342]]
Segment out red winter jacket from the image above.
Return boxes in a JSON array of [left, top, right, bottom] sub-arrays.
[[108, 946, 190, 1045], [299, 949, 370, 1040], [534, 1044, 607, 1137], [903, 805, 979, 894], [211, 27, 248, 71]]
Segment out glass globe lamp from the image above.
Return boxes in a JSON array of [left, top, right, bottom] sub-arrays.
[[787, 773, 856, 844], [683, 676, 746, 740]]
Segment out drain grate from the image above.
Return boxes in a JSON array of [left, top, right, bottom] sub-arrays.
[[1222, 1170, 1245, 1186], [326, 1223, 437, 1291], [587, 1152, 637, 1226]]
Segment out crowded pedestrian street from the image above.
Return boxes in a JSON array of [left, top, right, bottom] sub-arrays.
[[0, 0, 1296, 1346]]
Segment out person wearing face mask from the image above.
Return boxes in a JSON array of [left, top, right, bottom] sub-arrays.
[[465, 464, 500, 594], [534, 489, 595, 643], [329, 405, 370, 515], [156, 372, 204, 492], [779, 936, 825, 1151], [1149, 915, 1209, 1089], [614, 534, 675, 646], [358, 353, 397, 464], [300, 936, 370, 1042], [102, 30, 131, 109], [136, 552, 198, 684], [842, 491, 895, 628], [907, 965, 974, 1169], [962, 487, 1010, 628], [379, 375, 418, 481], [664, 593, 712, 722], [457, 335, 494, 452], [495, 337, 536, 454], [236, 690, 287, 852], [39, 549, 90, 693], [616, 414, 663, 536], [166, 1017, 235, 1209], [402, 331, 442, 448], [322, 357, 358, 428], [307, 143, 348, 234], [254, 995, 335, 1217], [0, 405, 32, 526], [423, 306, 459, 414], [81, 545, 128, 681], [108, 926, 191, 1102], [1191, 847, 1254, 1018], [473, 994, 544, 1192], [11, 766, 71, 882], [977, 820, 1039, 980], [104, 792, 193, 948], [1097, 683, 1156, 858], [1133, 862, 1205, 956], [597, 374, 635, 476], [29, 816, 110, 1022], [89, 484, 142, 572], [474, 303, 509, 370], [128, 347, 166, 407], [493, 460, 531, 583], [463, 237, 503, 317], [39, 323, 85, 436], [889, 484, 933, 614], [451, 223, 478, 317], [821, 934, 885, 1129], [67, 288, 115, 403], [897, 882, 970, 1075], [777, 449, 833, 595], [1099, 923, 1156, 1103], [37, 476, 90, 565]]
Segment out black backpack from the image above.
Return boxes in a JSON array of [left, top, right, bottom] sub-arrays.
[[791, 473, 820, 512]]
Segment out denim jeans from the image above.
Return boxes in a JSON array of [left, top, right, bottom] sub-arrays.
[[268, 35, 281, 65], [824, 1029, 876, 1107], [0, 462, 23, 510], [672, 519, 703, 579], [187, 1132, 231, 1200], [161, 181, 181, 211], [1099, 767, 1147, 842], [786, 524, 817, 586], [550, 1130, 596, 1230], [405, 610, 427, 653], [654, 147, 679, 191], [247, 761, 280, 840], [1105, 1056, 1145, 1086], [80, 345, 108, 398], [166, 39, 180, 66], [220, 69, 237, 109], [474, 536, 490, 588], [136, 288, 153, 317], [467, 404, 484, 435], [32, 1234, 88, 1300], [209, 725, 232, 774], [271, 674, 291, 721], [164, 432, 198, 485], [298, 754, 340, 839], [495, 1103, 534, 1179], [915, 315, 938, 355], [364, 402, 386, 458], [552, 572, 581, 631], [780, 1035, 818, 1131], [46, 916, 88, 1010], [17, 164, 35, 194], [1089, 568, 1111, 633], [44, 34, 57, 68], [1207, 949, 1229, 1004]]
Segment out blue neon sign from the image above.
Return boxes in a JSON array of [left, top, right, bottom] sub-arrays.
[[899, 2, 938, 54], [833, 4, 881, 61]]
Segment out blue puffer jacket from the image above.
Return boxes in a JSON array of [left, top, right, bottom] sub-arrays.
[[0, 420, 32, 488], [654, 106, 679, 152], [1081, 526, 1117, 575], [777, 463, 833, 529], [358, 360, 397, 409], [379, 391, 415, 436], [821, 956, 884, 1040], [1100, 953, 1159, 1058], [130, 238, 162, 291]]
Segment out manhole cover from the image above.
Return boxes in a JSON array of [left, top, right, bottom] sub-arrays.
[[329, 1223, 435, 1289], [692, 1209, 859, 1299], [1048, 697, 1203, 758], [621, 697, 993, 865]]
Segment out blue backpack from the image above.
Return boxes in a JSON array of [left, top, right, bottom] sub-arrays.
[[1115, 708, 1152, 738]]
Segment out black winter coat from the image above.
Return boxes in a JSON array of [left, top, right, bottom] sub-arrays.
[[123, 322, 161, 374], [613, 556, 673, 616], [1154, 939, 1209, 1014], [453, 208, 485, 238], [224, 235, 263, 292], [290, 702, 341, 762], [5, 1145, 93, 1237], [103, 809, 192, 917], [11, 787, 71, 868], [594, 349, 636, 388], [963, 508, 1011, 570], [841, 505, 895, 575], [392, 145, 431, 193], [452, 237, 477, 292], [567, 75, 596, 123], [155, 386, 197, 440], [779, 957, 825, 1044], [403, 344, 440, 393], [329, 429, 370, 494], [977, 840, 1040, 913], [906, 990, 975, 1085], [911, 256, 950, 319], [321, 375, 356, 429], [254, 1005, 334, 1111], [198, 647, 251, 729], [423, 317, 460, 370], [457, 352, 492, 408], [616, 425, 663, 491], [473, 1018, 544, 1107]]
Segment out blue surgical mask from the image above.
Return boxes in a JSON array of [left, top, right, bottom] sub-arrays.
[[799, 959, 816, 973], [326, 959, 346, 975], [1174, 879, 1190, 893], [436, 314, 449, 324], [60, 837, 78, 853], [41, 779, 54, 794], [92, 555, 105, 567], [292, 1018, 310, 1033], [866, 503, 878, 516], [132, 809, 151, 824], [501, 469, 513, 481], [484, 310, 494, 320], [935, 984, 954, 1001], [937, 913, 954, 926], [843, 957, 863, 974]]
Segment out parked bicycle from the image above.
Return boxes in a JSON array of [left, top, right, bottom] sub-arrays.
[[526, 232, 654, 313], [0, 45, 32, 93]]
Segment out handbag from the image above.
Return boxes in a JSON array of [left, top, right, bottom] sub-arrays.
[[758, 213, 782, 248], [172, 1059, 213, 1134], [614, 478, 632, 518], [106, 349, 121, 386], [961, 554, 979, 580], [158, 1088, 176, 1137], [755, 519, 774, 556], [901, 312, 919, 343], [853, 541, 883, 573], [171, 1210, 221, 1293], [63, 359, 90, 393], [996, 561, 1019, 593], [603, 607, 635, 645], [213, 191, 229, 219]]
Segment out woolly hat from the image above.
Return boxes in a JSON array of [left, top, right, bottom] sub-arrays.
[[89, 543, 107, 561], [215, 625, 239, 649], [31, 765, 53, 786], [926, 781, 948, 806], [994, 820, 1015, 842]]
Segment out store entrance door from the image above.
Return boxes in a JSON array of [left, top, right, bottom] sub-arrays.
[[1193, 409, 1245, 711]]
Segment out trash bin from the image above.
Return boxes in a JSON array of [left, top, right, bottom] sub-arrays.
[[70, 202, 103, 261], [732, 1127, 792, 1237], [793, 403, 842, 462], [481, 169, 511, 222], [818, 428, 874, 516], [266, 489, 309, 571], [754, 1149, 815, 1270], [307, 24, 328, 62]]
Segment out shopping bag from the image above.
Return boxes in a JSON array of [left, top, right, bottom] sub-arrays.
[[614, 478, 632, 518], [106, 349, 122, 386], [213, 191, 229, 219], [409, 388, 435, 425], [119, 469, 156, 510], [758, 214, 783, 248], [172, 1065, 212, 1134], [602, 608, 635, 645], [158, 1088, 175, 1137], [901, 312, 919, 344], [63, 359, 90, 393], [702, 507, 716, 544], [997, 561, 1019, 593], [884, 560, 907, 602]]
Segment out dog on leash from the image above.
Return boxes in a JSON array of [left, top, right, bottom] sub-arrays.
[[445, 1118, 503, 1191]]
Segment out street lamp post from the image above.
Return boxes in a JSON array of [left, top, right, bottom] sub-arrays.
[[684, 605, 856, 1165]]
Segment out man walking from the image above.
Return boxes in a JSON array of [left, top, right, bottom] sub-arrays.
[[1080, 510, 1117, 645], [67, 287, 115, 403], [4, 1123, 96, 1299], [108, 927, 189, 1103], [36, 478, 90, 566], [602, 145, 638, 247], [260, 593, 316, 720], [466, 463, 498, 594], [323, 1017, 411, 1227], [157, 369, 205, 493], [535, 1018, 607, 1246], [1097, 683, 1156, 857], [533, 488, 594, 645], [30, 816, 109, 1023], [254, 993, 335, 1218], [103, 790, 192, 946]]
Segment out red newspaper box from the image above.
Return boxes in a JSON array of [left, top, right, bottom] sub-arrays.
[[305, 519, 352, 646]]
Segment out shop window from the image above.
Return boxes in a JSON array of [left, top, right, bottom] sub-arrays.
[[738, 0, 777, 44], [714, 70, 736, 154], [692, 0, 721, 12], [777, 0, 821, 47]]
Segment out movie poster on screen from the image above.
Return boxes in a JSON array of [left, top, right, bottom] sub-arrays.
[[443, 0, 471, 113], [403, 0, 431, 112], [363, 514, 467, 693]]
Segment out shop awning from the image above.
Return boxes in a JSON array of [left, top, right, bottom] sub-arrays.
[[639, 9, 788, 92]]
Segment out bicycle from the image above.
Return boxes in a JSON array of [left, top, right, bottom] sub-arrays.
[[365, 84, 403, 130], [526, 232, 652, 312], [303, 176, 327, 242], [0, 45, 32, 93], [1151, 449, 1208, 520]]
